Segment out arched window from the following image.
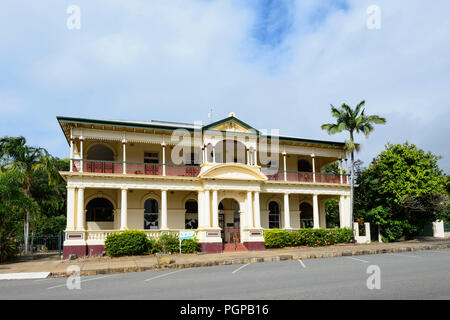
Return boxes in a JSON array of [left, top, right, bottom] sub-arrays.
[[144, 199, 159, 230], [87, 144, 114, 161], [300, 202, 313, 228], [185, 200, 198, 229], [268, 201, 280, 229], [86, 198, 114, 222], [298, 159, 312, 172]]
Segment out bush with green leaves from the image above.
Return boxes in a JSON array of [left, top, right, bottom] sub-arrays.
[[0, 237, 19, 262], [263, 229, 291, 248], [181, 238, 200, 254], [264, 228, 353, 248], [104, 230, 153, 257], [155, 234, 180, 253]]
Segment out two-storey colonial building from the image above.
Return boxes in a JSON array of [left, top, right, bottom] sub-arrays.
[[58, 113, 352, 258]]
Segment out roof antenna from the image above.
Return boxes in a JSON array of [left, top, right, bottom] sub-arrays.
[[208, 108, 214, 123]]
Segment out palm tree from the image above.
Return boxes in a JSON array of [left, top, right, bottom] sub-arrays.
[[321, 101, 386, 231], [0, 137, 58, 253]]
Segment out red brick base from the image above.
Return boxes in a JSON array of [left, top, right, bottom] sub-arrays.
[[63, 245, 87, 259], [243, 242, 266, 251], [63, 245, 106, 259], [199, 242, 223, 254]]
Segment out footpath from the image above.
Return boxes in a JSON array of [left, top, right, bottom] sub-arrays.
[[1, 238, 449, 279]]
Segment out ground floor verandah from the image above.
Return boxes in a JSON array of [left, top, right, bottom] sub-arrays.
[[63, 187, 351, 258]]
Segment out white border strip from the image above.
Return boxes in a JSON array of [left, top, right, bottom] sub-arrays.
[[0, 272, 50, 280]]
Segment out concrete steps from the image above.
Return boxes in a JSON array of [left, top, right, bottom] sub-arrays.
[[223, 243, 248, 252]]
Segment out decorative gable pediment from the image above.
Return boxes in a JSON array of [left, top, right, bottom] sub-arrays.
[[200, 163, 267, 181], [210, 121, 251, 133]]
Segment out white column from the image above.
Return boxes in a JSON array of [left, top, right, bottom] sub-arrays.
[[161, 189, 168, 229], [254, 149, 258, 166], [122, 140, 127, 174], [70, 138, 74, 172], [204, 190, 211, 228], [201, 146, 205, 164], [313, 194, 319, 229], [253, 191, 261, 229], [246, 148, 250, 165], [247, 191, 253, 228], [77, 187, 85, 230], [197, 191, 205, 228], [339, 195, 345, 228], [345, 158, 349, 184], [121, 188, 128, 230], [319, 199, 326, 228], [162, 143, 166, 176], [66, 187, 75, 230], [311, 154, 316, 183], [212, 146, 216, 163], [339, 158, 343, 184], [283, 193, 291, 229], [79, 138, 84, 173], [283, 152, 287, 181], [212, 190, 219, 228]]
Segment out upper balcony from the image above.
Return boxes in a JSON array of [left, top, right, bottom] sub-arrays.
[[58, 115, 349, 185]]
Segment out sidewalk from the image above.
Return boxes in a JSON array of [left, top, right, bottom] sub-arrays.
[[1, 238, 449, 278]]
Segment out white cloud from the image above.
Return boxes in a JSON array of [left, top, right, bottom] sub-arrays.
[[0, 0, 449, 172]]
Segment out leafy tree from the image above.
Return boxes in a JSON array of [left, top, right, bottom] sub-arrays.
[[0, 169, 34, 261], [355, 142, 449, 241], [0, 137, 59, 253], [321, 101, 386, 229]]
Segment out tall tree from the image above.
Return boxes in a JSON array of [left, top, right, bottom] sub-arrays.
[[0, 137, 58, 253], [321, 101, 386, 230]]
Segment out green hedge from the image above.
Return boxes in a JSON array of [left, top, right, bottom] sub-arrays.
[[264, 228, 353, 248], [104, 230, 200, 257], [104, 230, 153, 257]]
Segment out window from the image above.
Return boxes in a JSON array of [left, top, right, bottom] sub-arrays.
[[185, 200, 198, 229], [268, 201, 280, 229], [144, 199, 159, 229], [86, 198, 114, 222], [144, 152, 159, 164], [300, 202, 313, 228]]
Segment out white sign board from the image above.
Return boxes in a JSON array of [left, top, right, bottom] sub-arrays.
[[179, 230, 196, 240]]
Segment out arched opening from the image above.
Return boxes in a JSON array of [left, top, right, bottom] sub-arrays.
[[86, 144, 115, 173], [219, 199, 240, 243], [87, 144, 114, 161], [144, 198, 159, 229], [86, 198, 114, 222], [268, 201, 281, 229], [215, 140, 247, 164], [185, 200, 198, 229], [300, 202, 313, 228]]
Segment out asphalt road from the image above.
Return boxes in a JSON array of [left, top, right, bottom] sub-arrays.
[[1, 249, 450, 300]]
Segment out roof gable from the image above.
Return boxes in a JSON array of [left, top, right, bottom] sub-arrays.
[[202, 115, 258, 134]]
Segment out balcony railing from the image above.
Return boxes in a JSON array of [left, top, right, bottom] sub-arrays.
[[71, 159, 201, 177], [265, 170, 348, 184]]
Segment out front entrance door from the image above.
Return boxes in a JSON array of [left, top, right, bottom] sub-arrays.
[[219, 213, 225, 242]]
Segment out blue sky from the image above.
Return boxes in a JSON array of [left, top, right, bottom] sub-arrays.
[[0, 0, 449, 172]]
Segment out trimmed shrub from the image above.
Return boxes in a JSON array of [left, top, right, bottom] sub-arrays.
[[156, 234, 180, 253], [264, 228, 353, 249], [263, 230, 291, 248], [181, 238, 200, 254], [104, 230, 152, 257]]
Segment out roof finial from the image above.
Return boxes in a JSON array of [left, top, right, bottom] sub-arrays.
[[208, 108, 214, 123], [229, 112, 236, 117]]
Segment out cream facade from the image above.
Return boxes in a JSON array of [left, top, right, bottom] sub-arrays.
[[58, 113, 352, 257]]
